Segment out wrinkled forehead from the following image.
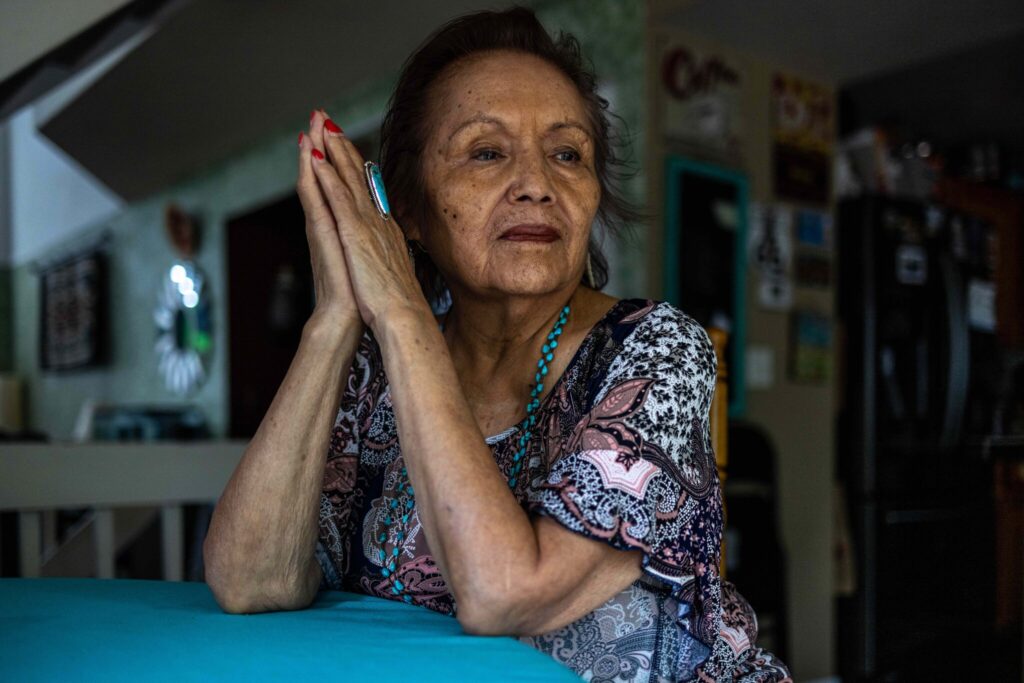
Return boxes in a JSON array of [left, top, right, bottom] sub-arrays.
[[424, 50, 594, 143]]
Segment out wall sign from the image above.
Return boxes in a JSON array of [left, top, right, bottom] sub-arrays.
[[772, 73, 833, 204], [660, 43, 743, 157]]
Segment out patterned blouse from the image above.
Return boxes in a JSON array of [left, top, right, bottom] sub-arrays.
[[315, 298, 791, 682]]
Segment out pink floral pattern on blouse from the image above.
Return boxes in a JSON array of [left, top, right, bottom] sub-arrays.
[[315, 298, 791, 682]]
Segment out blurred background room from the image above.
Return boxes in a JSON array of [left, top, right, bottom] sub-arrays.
[[1, 1, 1022, 681]]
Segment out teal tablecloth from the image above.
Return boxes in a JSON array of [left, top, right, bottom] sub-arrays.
[[0, 579, 580, 682]]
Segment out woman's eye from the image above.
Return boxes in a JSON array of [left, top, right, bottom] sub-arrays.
[[471, 149, 502, 161], [554, 149, 581, 163]]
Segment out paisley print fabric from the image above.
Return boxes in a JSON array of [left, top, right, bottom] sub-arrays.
[[315, 298, 791, 682]]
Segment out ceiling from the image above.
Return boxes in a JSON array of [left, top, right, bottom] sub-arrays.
[[23, 0, 529, 201], [8, 0, 1024, 200], [655, 0, 1024, 84], [0, 0, 133, 82]]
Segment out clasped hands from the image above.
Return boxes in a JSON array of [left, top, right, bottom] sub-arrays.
[[297, 108, 429, 334]]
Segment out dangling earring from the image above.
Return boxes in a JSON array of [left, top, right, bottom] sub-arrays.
[[585, 252, 595, 288]]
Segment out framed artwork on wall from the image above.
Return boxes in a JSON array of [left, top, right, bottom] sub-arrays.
[[663, 156, 749, 416], [39, 251, 108, 371]]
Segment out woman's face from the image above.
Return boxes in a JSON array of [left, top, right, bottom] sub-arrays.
[[413, 50, 600, 300]]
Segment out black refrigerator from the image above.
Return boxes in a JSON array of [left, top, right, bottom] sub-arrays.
[[837, 195, 1006, 682]]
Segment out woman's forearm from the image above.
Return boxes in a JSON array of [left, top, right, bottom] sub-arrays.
[[204, 312, 363, 613], [373, 309, 541, 620]]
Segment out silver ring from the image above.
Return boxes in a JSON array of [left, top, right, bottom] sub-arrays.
[[364, 161, 391, 221]]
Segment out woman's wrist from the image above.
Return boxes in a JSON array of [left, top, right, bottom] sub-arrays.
[[371, 302, 437, 346], [303, 308, 363, 351]]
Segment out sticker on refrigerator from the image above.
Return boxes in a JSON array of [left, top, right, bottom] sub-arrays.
[[895, 245, 927, 285], [967, 279, 996, 332]]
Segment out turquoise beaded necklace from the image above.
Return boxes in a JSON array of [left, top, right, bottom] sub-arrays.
[[375, 302, 572, 602]]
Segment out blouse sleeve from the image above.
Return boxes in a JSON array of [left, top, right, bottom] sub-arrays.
[[529, 304, 792, 681], [529, 304, 722, 583]]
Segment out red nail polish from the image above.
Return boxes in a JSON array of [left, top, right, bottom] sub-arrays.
[[298, 132, 304, 146], [312, 149, 324, 161], [324, 119, 342, 135]]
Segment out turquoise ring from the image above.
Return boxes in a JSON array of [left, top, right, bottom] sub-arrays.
[[364, 161, 391, 221]]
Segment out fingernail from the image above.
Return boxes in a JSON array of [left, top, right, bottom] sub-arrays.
[[298, 132, 304, 147], [312, 148, 324, 161], [324, 119, 342, 135]]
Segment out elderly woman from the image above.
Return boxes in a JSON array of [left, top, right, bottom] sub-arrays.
[[204, 8, 790, 683]]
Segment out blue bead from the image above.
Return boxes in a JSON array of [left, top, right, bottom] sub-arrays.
[[542, 344, 550, 354], [382, 568, 390, 577], [383, 516, 391, 525], [529, 415, 536, 426], [401, 468, 407, 476], [513, 452, 522, 461], [541, 366, 548, 376], [388, 561, 395, 571], [547, 332, 555, 340], [406, 499, 414, 509], [509, 478, 517, 487], [378, 550, 386, 560], [397, 531, 404, 541], [537, 359, 545, 368], [550, 340, 558, 348], [392, 548, 400, 557], [536, 383, 543, 392], [392, 586, 400, 595], [545, 353, 553, 362], [402, 514, 409, 523], [378, 533, 385, 542], [555, 328, 562, 336], [535, 372, 541, 383], [530, 388, 538, 398], [390, 499, 398, 509], [407, 486, 414, 496], [394, 580, 404, 590], [403, 595, 413, 603], [563, 306, 570, 314]]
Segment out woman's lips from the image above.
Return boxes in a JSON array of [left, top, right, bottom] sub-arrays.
[[499, 224, 560, 242]]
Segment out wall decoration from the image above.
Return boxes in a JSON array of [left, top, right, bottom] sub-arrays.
[[664, 156, 748, 416], [154, 204, 212, 396], [789, 310, 832, 383], [772, 73, 834, 204], [748, 203, 793, 311], [39, 251, 108, 371], [154, 260, 212, 396], [660, 41, 743, 159], [795, 209, 833, 250]]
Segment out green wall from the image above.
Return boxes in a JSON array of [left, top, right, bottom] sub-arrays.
[[10, 0, 646, 439], [0, 267, 11, 373]]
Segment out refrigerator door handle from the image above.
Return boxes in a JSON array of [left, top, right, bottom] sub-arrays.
[[938, 255, 968, 454]]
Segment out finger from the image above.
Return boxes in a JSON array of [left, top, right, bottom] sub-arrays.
[[307, 108, 329, 158], [296, 130, 335, 230], [310, 143, 363, 234], [320, 117, 364, 184]]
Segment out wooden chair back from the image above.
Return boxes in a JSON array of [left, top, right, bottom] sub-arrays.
[[706, 327, 729, 577]]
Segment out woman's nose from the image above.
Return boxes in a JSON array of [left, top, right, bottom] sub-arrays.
[[507, 152, 555, 205]]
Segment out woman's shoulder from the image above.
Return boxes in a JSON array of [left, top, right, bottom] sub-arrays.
[[603, 298, 715, 366], [584, 298, 716, 407]]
